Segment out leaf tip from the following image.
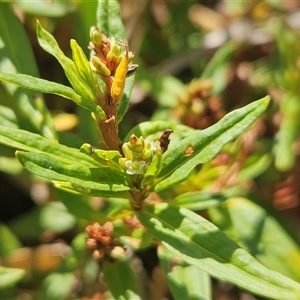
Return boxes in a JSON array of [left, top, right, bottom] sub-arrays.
[[36, 19, 42, 31], [263, 95, 271, 106]]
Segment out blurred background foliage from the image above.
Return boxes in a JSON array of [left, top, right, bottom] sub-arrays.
[[1, 0, 300, 299]]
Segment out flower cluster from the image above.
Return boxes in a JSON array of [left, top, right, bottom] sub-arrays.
[[119, 134, 157, 176], [89, 27, 137, 106], [85, 222, 124, 261]]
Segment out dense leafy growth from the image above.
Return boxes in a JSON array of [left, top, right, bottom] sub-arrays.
[[0, 1, 300, 299]]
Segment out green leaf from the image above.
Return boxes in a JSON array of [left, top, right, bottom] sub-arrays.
[[79, 1, 97, 39], [55, 188, 107, 222], [120, 228, 153, 250], [0, 126, 130, 197], [103, 259, 142, 300], [15, 1, 76, 17], [16, 151, 130, 198], [117, 75, 135, 123], [0, 72, 105, 119], [124, 121, 195, 142], [0, 125, 100, 167], [36, 21, 102, 106], [137, 203, 300, 300], [274, 95, 300, 171], [158, 245, 211, 300], [42, 272, 76, 300], [201, 42, 238, 94], [154, 96, 270, 192], [209, 197, 300, 282], [0, 266, 25, 290], [238, 153, 272, 181], [96, 0, 126, 41], [0, 223, 21, 257], [170, 191, 228, 211], [136, 62, 185, 109], [0, 105, 18, 129], [8, 202, 76, 241], [0, 3, 56, 139]]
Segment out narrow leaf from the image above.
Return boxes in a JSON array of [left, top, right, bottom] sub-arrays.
[[154, 96, 270, 192], [209, 197, 300, 282], [0, 125, 99, 167], [13, 1, 75, 17], [103, 259, 142, 300], [0, 223, 21, 257], [0, 105, 18, 128], [117, 75, 135, 123], [158, 245, 211, 300], [170, 191, 228, 211], [0, 3, 56, 139], [0, 267, 25, 290], [96, 0, 126, 41], [55, 188, 107, 223], [7, 203, 75, 241], [137, 203, 300, 300], [274, 95, 300, 171], [124, 121, 195, 142], [201, 42, 238, 94], [42, 272, 76, 300], [36, 21, 100, 104], [17, 151, 130, 197], [0, 72, 104, 118]]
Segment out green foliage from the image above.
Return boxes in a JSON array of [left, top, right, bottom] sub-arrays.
[[0, 1, 300, 299], [158, 245, 212, 300], [137, 203, 300, 300], [209, 197, 300, 282], [153, 97, 270, 192], [103, 259, 142, 300], [0, 3, 56, 139], [0, 267, 25, 290]]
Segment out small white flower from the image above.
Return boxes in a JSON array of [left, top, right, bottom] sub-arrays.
[[125, 159, 146, 175]]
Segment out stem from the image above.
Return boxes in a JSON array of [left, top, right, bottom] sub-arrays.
[[96, 91, 122, 152], [129, 189, 149, 210]]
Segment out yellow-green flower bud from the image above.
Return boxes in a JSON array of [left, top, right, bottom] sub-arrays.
[[141, 140, 155, 160], [129, 135, 144, 152], [110, 49, 130, 104], [107, 39, 121, 62], [90, 26, 102, 47], [141, 147, 163, 187], [110, 246, 125, 259], [90, 56, 111, 76], [122, 142, 133, 160], [71, 39, 94, 82]]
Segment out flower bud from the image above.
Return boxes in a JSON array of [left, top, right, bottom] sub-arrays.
[[110, 246, 125, 259], [141, 147, 163, 187], [90, 56, 111, 76], [122, 143, 133, 160], [129, 135, 144, 152], [141, 140, 155, 160], [110, 51, 129, 104], [86, 238, 98, 250], [106, 38, 121, 62], [71, 39, 94, 83], [90, 26, 103, 47]]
